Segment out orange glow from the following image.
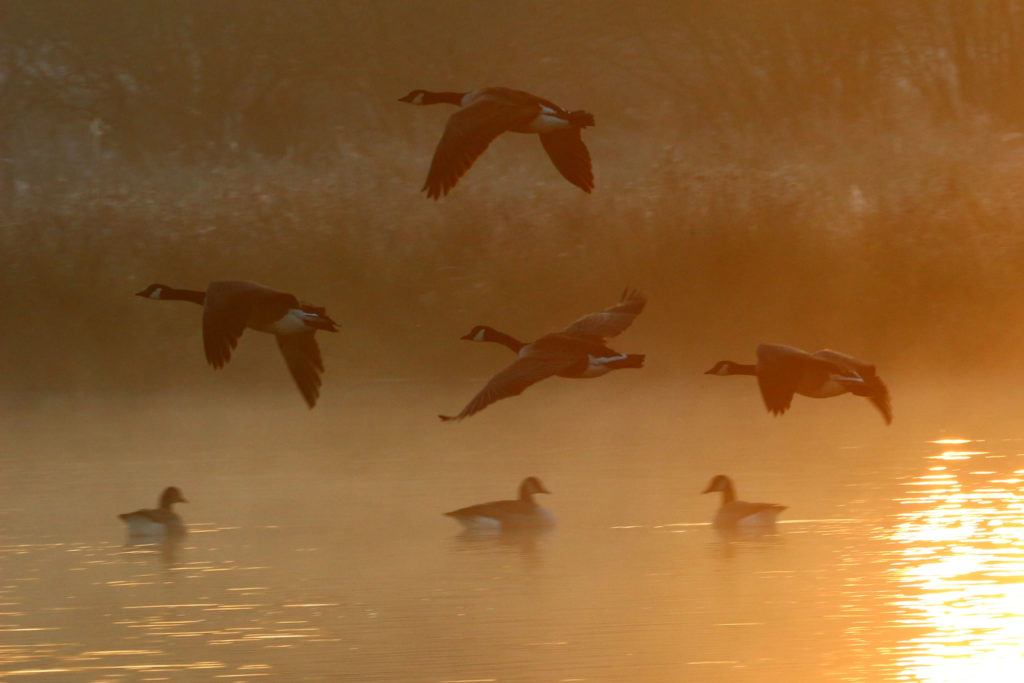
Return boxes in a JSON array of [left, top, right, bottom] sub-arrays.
[[887, 441, 1024, 681]]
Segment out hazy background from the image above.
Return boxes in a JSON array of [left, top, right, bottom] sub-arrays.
[[5, 0, 1024, 408], [8, 3, 1024, 680]]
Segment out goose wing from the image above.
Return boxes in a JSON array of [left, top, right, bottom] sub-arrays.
[[203, 282, 259, 368], [276, 332, 325, 409], [755, 344, 833, 415], [202, 282, 291, 367], [446, 498, 524, 520], [864, 381, 893, 424], [480, 87, 553, 107], [561, 289, 647, 341], [540, 128, 594, 192], [718, 501, 787, 527], [812, 349, 892, 424], [810, 349, 875, 378], [120, 508, 173, 524], [422, 98, 538, 199], [440, 356, 573, 421]]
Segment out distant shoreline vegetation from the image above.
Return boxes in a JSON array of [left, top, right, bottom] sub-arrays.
[[4, 0, 1024, 393]]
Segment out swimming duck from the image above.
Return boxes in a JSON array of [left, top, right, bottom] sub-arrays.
[[705, 344, 892, 424], [399, 87, 594, 199], [136, 281, 338, 408], [440, 289, 646, 421], [118, 486, 188, 537], [702, 475, 786, 529], [445, 476, 554, 530]]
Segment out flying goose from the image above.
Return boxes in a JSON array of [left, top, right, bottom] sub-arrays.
[[705, 344, 892, 424], [440, 289, 646, 421], [135, 281, 338, 408], [399, 87, 595, 199], [702, 475, 786, 529], [118, 486, 188, 537], [445, 476, 554, 530]]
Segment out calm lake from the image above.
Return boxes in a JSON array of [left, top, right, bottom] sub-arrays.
[[2, 377, 1022, 681]]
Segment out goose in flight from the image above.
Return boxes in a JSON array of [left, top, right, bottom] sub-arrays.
[[136, 281, 338, 408], [705, 343, 892, 424], [440, 289, 645, 421], [399, 86, 594, 199]]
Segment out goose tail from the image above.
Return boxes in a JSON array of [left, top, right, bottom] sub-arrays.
[[606, 354, 644, 370], [567, 110, 595, 128], [305, 314, 339, 333]]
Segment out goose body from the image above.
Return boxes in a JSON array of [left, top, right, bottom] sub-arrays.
[[702, 475, 785, 529], [445, 477, 554, 531], [440, 289, 646, 421], [399, 87, 594, 199], [119, 486, 188, 537], [705, 343, 892, 424], [136, 281, 338, 408]]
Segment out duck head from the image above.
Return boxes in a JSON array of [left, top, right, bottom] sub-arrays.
[[159, 486, 188, 508], [701, 474, 733, 495], [520, 476, 551, 498]]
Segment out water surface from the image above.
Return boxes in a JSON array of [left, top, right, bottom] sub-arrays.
[[3, 382, 1022, 681]]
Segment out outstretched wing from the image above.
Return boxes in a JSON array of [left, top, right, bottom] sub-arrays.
[[811, 349, 874, 378], [561, 289, 647, 341], [202, 283, 258, 368], [755, 344, 831, 415], [812, 349, 892, 424], [539, 128, 593, 192], [276, 332, 325, 409], [865, 379, 893, 424], [440, 357, 572, 421], [422, 99, 535, 199], [202, 281, 295, 367]]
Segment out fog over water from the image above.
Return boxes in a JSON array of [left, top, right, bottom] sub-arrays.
[[7, 386, 1024, 680], [6, 1, 1024, 681]]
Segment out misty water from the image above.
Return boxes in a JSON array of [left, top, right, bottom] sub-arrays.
[[11, 3, 1024, 682], [4, 378, 1023, 682]]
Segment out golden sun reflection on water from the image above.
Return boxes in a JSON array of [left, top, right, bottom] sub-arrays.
[[888, 440, 1024, 682], [0, 527, 342, 680]]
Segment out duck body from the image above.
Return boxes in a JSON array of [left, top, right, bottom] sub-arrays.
[[705, 343, 892, 424], [445, 476, 554, 531], [399, 86, 594, 198], [702, 475, 785, 530], [440, 289, 646, 421], [119, 486, 188, 538], [135, 281, 338, 408]]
